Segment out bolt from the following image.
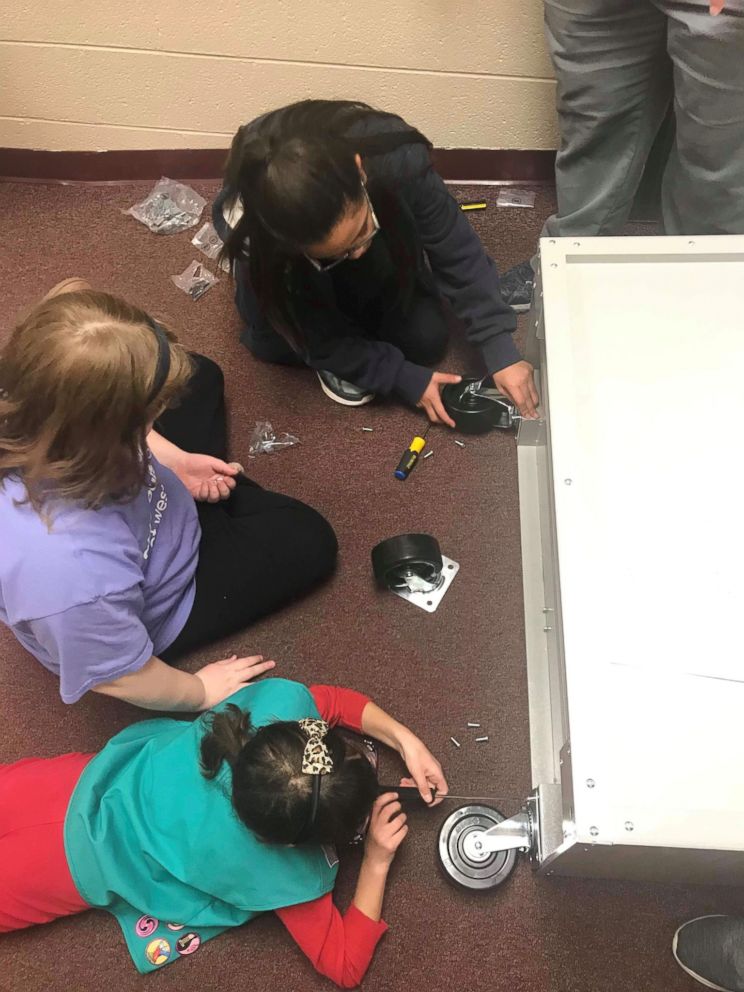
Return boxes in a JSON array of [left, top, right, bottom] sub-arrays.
[[624, 821, 634, 832], [454, 440, 465, 448], [475, 736, 489, 743], [586, 779, 595, 789], [589, 826, 599, 837], [423, 450, 434, 459], [467, 722, 480, 728], [450, 737, 461, 748], [361, 427, 373, 432], [474, 840, 483, 851]]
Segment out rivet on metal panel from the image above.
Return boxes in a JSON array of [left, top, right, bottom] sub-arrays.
[[549, 239, 556, 244], [550, 263, 558, 268], [543, 626, 553, 632], [573, 241, 581, 246], [586, 779, 595, 789], [589, 826, 599, 837], [564, 478, 572, 486], [688, 240, 695, 246], [624, 821, 634, 832]]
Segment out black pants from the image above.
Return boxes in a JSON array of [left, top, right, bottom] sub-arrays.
[[236, 269, 449, 372], [157, 354, 338, 661]]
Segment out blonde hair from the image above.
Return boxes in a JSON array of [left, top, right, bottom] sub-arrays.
[[0, 290, 193, 512]]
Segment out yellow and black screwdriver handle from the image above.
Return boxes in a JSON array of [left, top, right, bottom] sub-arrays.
[[393, 428, 429, 480]]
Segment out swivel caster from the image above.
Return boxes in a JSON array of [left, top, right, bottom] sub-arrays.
[[441, 376, 520, 434], [371, 534, 458, 613], [438, 804, 519, 891]]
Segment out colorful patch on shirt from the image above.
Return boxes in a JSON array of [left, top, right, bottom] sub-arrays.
[[322, 844, 339, 868], [135, 915, 158, 937], [175, 932, 201, 956], [145, 938, 171, 966]]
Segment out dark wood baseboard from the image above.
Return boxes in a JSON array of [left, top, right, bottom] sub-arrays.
[[0, 146, 556, 184]]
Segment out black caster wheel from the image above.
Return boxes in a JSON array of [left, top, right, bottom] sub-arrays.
[[438, 804, 518, 891], [371, 533, 443, 593], [441, 376, 516, 435]]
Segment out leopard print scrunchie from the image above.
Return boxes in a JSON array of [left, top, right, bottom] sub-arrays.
[[298, 718, 334, 775]]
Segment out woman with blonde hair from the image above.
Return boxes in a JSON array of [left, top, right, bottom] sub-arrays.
[[0, 281, 337, 710]]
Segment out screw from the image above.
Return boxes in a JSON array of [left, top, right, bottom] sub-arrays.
[[423, 450, 434, 459], [361, 427, 374, 433], [549, 239, 556, 244], [454, 440, 465, 448], [564, 478, 572, 485], [624, 821, 634, 832], [589, 826, 599, 837], [573, 241, 581, 246], [550, 262, 558, 268], [467, 722, 480, 728], [450, 737, 461, 748], [688, 240, 695, 246], [474, 840, 483, 851], [475, 736, 489, 743], [586, 779, 595, 789]]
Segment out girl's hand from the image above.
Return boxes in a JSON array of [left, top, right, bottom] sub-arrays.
[[195, 654, 276, 710], [364, 793, 408, 867], [398, 732, 449, 805], [174, 453, 243, 503], [416, 372, 462, 427]]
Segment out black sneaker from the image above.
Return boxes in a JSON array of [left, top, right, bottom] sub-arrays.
[[500, 260, 535, 313], [316, 370, 375, 407], [673, 916, 744, 991]]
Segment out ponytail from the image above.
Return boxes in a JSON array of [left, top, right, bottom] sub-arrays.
[[200, 704, 253, 778]]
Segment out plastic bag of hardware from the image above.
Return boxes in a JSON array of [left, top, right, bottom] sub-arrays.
[[191, 221, 230, 273], [171, 261, 218, 301], [496, 188, 536, 209], [125, 178, 206, 234], [248, 420, 300, 455]]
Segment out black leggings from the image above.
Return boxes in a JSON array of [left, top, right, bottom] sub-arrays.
[[157, 354, 338, 662]]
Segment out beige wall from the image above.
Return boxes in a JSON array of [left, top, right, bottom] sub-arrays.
[[0, 2, 557, 152]]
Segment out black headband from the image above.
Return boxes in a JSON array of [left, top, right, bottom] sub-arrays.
[[145, 317, 171, 406], [293, 775, 321, 846]]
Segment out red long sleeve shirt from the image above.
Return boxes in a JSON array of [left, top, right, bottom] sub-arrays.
[[273, 685, 388, 989]]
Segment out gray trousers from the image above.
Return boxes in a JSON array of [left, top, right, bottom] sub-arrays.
[[542, 0, 744, 236]]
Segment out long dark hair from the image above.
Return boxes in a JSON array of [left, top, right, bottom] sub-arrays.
[[221, 99, 432, 346], [200, 704, 378, 847]]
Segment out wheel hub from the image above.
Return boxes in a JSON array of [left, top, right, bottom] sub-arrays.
[[438, 804, 518, 890]]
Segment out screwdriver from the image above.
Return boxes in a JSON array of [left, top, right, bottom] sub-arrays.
[[393, 424, 430, 480]]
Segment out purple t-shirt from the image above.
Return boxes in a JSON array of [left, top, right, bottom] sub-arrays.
[[0, 455, 200, 703]]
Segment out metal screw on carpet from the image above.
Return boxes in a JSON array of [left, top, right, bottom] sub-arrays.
[[424, 450, 434, 459], [467, 722, 480, 728], [475, 736, 489, 743], [454, 440, 465, 448], [450, 737, 461, 748], [361, 427, 374, 432]]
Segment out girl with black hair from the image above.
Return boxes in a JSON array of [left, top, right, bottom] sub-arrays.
[[0, 677, 447, 987], [214, 99, 539, 423]]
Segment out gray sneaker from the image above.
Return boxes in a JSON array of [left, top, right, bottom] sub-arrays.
[[673, 915, 744, 991], [316, 370, 375, 407], [500, 260, 535, 313]]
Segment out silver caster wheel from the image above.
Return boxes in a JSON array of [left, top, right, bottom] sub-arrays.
[[438, 804, 518, 891]]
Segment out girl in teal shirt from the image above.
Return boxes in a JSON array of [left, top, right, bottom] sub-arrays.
[[0, 677, 447, 987]]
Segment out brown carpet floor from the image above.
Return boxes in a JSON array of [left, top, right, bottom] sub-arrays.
[[0, 179, 737, 992]]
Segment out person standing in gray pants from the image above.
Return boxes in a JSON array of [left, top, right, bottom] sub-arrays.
[[500, 0, 744, 311]]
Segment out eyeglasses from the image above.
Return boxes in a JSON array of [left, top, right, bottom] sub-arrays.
[[304, 184, 380, 273]]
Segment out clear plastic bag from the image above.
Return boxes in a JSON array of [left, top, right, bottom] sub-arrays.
[[125, 178, 206, 234], [248, 420, 300, 455], [171, 260, 218, 301], [191, 222, 230, 272], [496, 188, 536, 209]]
